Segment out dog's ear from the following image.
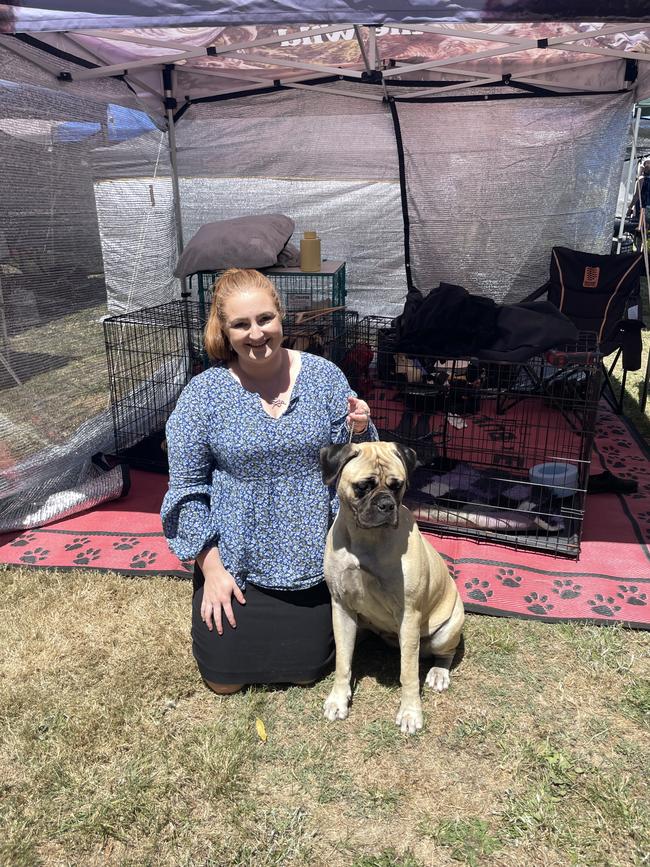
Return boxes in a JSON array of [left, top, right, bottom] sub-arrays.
[[320, 444, 359, 486], [392, 443, 418, 479]]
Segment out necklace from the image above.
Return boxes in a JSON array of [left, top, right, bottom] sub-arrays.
[[232, 351, 292, 411]]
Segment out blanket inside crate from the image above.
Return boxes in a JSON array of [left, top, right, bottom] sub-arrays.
[[406, 463, 566, 534]]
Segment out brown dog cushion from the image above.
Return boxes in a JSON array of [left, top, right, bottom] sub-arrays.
[[174, 214, 295, 278]]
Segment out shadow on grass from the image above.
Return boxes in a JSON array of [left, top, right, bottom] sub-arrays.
[[350, 630, 466, 691], [202, 631, 466, 697], [0, 349, 76, 389]]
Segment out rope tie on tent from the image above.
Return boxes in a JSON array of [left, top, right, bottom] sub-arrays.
[[106, 129, 168, 416], [124, 129, 166, 314]]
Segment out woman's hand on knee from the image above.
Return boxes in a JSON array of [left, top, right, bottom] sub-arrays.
[[201, 569, 245, 634], [199, 548, 245, 635]]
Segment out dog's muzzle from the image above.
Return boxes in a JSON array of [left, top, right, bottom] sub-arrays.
[[357, 491, 399, 528]]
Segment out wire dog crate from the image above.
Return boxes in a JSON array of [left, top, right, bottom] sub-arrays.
[[188, 261, 346, 318], [104, 300, 357, 472], [103, 300, 206, 472], [333, 316, 602, 558]]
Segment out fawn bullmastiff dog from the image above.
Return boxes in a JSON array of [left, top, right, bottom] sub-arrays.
[[320, 441, 464, 734]]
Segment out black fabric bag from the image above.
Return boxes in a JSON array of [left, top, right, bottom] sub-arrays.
[[479, 300, 579, 362], [393, 283, 500, 357], [616, 319, 644, 371], [393, 283, 578, 362]]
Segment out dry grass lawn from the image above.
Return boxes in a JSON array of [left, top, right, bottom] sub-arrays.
[[1, 565, 648, 866]]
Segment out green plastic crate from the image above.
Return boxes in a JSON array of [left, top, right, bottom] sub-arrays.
[[189, 261, 346, 318]]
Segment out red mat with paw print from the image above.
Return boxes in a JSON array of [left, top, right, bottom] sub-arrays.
[[428, 406, 650, 630], [0, 405, 648, 629]]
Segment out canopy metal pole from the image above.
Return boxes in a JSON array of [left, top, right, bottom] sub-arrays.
[[368, 27, 377, 71], [626, 104, 650, 413], [354, 25, 371, 73], [163, 64, 186, 296], [616, 103, 642, 253]]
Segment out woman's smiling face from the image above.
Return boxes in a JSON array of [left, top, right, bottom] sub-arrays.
[[223, 289, 284, 364]]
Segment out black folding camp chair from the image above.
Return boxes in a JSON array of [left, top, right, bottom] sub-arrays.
[[524, 246, 645, 414]]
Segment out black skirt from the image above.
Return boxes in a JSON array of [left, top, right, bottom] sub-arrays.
[[191, 564, 334, 685]]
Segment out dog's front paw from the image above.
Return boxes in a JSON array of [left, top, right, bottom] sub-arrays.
[[323, 690, 350, 722], [425, 666, 450, 692], [395, 702, 423, 734]]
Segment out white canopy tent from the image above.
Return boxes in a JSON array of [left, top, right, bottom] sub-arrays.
[[1, 3, 649, 529]]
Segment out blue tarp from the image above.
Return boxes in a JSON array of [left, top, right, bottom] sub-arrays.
[[106, 104, 157, 141], [54, 104, 156, 142]]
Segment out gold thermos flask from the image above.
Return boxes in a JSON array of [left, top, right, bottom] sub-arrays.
[[300, 230, 321, 272]]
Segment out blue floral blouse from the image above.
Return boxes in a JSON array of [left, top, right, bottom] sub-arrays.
[[161, 352, 378, 590]]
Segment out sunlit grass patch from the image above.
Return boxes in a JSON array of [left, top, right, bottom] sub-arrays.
[[619, 679, 650, 728], [417, 816, 502, 865], [361, 718, 408, 757], [0, 568, 648, 865], [223, 804, 316, 867], [446, 713, 509, 746], [557, 621, 638, 675], [496, 729, 650, 865], [352, 850, 426, 867]]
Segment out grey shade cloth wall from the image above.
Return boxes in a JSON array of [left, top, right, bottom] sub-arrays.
[[175, 85, 408, 317], [179, 177, 408, 319], [91, 132, 179, 316], [0, 70, 177, 529], [0, 38, 142, 108], [177, 86, 397, 180], [394, 90, 634, 302], [94, 173, 179, 315]]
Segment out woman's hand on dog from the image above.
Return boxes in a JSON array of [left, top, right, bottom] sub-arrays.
[[197, 546, 245, 634], [347, 396, 371, 434]]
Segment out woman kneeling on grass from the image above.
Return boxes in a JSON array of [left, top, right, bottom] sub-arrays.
[[161, 268, 377, 694]]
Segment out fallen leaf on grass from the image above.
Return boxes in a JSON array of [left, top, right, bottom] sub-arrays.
[[255, 717, 268, 742]]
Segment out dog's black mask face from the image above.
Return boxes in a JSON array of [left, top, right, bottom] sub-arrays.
[[320, 443, 417, 530], [351, 474, 405, 529]]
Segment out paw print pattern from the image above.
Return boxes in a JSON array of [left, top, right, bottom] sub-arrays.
[[464, 578, 493, 602], [616, 585, 647, 607], [447, 564, 460, 582], [113, 537, 139, 551], [523, 592, 554, 615], [495, 568, 522, 589], [73, 548, 101, 565], [599, 444, 622, 457], [10, 532, 37, 547], [19, 547, 49, 564], [64, 536, 90, 551], [130, 551, 158, 569], [588, 594, 621, 616], [552, 579, 582, 600]]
